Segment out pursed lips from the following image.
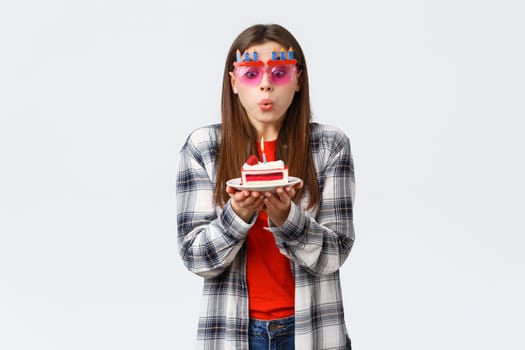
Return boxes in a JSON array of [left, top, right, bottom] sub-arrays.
[[259, 99, 273, 111]]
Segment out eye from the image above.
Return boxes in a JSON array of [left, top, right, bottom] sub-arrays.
[[243, 68, 260, 79], [271, 66, 289, 78]]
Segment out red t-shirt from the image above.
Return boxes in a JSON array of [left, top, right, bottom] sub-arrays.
[[246, 139, 295, 320]]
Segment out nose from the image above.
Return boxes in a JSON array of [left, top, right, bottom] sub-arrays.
[[259, 72, 273, 92]]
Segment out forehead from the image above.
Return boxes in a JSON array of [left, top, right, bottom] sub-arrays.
[[245, 41, 282, 60]]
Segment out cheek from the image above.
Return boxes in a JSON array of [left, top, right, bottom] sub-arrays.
[[236, 89, 257, 109], [278, 87, 297, 107]]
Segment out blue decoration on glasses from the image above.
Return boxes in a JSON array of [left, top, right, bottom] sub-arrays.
[[235, 47, 295, 63]]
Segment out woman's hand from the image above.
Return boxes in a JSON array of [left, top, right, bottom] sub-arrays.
[[263, 185, 298, 227], [226, 186, 265, 223]]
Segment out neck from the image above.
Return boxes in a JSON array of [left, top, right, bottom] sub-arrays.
[[253, 123, 281, 141]]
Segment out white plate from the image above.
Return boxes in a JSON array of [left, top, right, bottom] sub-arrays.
[[226, 176, 303, 192]]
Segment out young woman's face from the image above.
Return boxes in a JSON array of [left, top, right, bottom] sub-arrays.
[[230, 41, 300, 135]]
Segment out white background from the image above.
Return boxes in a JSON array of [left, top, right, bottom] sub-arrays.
[[1, 0, 523, 349]]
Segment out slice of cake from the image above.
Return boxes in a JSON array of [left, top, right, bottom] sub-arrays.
[[241, 155, 289, 186]]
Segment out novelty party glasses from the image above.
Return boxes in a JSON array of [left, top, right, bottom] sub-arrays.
[[233, 47, 298, 86], [234, 61, 297, 86]]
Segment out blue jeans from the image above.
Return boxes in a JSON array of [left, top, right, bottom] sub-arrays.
[[248, 315, 295, 350]]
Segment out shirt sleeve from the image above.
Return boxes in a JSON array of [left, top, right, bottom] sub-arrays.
[[267, 132, 355, 276], [176, 138, 254, 278]]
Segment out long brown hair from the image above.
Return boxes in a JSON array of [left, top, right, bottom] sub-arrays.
[[215, 24, 319, 210]]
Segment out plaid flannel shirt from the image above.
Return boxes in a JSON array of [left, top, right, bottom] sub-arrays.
[[177, 123, 355, 350]]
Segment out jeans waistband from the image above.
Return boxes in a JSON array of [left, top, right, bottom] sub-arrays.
[[249, 315, 295, 337]]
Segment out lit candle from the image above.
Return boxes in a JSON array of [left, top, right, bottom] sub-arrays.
[[272, 48, 277, 61], [261, 136, 267, 163], [288, 47, 294, 60], [252, 50, 258, 62], [236, 49, 241, 62], [244, 51, 250, 61], [280, 48, 285, 60]]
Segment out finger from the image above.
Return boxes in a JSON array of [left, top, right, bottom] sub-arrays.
[[262, 197, 273, 211], [231, 190, 249, 201], [264, 193, 282, 209], [248, 193, 264, 206], [275, 187, 291, 202], [254, 198, 265, 211], [237, 192, 261, 207], [285, 186, 296, 198], [252, 196, 265, 210], [226, 185, 237, 196]]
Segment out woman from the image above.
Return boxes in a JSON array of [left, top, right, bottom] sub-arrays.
[[177, 23, 355, 349]]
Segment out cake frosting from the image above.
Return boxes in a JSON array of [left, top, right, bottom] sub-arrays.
[[242, 160, 285, 170]]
